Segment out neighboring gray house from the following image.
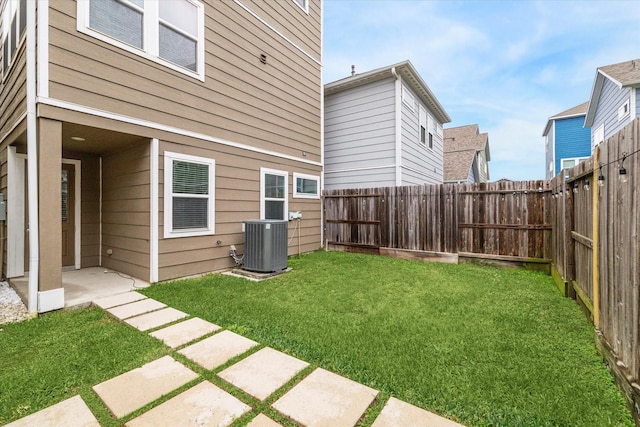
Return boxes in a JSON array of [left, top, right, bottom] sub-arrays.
[[543, 102, 591, 180], [585, 58, 640, 147], [443, 124, 491, 183], [324, 61, 451, 190]]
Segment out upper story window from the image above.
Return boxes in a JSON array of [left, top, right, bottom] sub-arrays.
[[292, 0, 309, 13], [77, 0, 205, 81], [401, 85, 415, 110], [419, 105, 427, 145], [1, 0, 26, 78], [618, 99, 630, 121]]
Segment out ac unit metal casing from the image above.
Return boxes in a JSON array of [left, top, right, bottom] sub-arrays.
[[243, 220, 288, 273]]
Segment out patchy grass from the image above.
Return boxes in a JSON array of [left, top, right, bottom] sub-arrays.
[[0, 307, 166, 426], [141, 250, 632, 427]]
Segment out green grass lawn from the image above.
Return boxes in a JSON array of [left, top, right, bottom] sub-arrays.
[[140, 250, 632, 427], [0, 307, 166, 426]]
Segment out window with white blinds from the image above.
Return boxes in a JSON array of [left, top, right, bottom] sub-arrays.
[[77, 0, 205, 80], [164, 152, 215, 238]]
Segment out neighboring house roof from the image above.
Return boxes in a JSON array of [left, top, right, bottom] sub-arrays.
[[542, 101, 589, 136], [324, 60, 451, 124], [585, 58, 640, 127], [443, 124, 490, 182]]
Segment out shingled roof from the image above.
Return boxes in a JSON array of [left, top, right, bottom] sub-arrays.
[[542, 101, 589, 136], [585, 58, 640, 127], [443, 124, 490, 182]]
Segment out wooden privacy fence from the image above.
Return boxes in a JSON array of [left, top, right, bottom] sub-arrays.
[[322, 120, 640, 422], [551, 118, 640, 422], [323, 180, 552, 267]]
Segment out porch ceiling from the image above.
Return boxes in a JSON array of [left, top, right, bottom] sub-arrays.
[[63, 123, 145, 154]]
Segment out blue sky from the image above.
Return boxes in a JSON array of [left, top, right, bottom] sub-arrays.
[[322, 0, 640, 181]]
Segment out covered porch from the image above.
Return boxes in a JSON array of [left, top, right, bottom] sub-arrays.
[[10, 267, 149, 309], [3, 117, 155, 313]]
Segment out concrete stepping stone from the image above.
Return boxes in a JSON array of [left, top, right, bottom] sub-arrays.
[[93, 291, 147, 309], [371, 397, 465, 427], [178, 330, 258, 370], [93, 355, 198, 418], [126, 381, 250, 427], [246, 413, 283, 427], [124, 307, 188, 331], [107, 298, 166, 320], [272, 368, 378, 427], [218, 347, 309, 401], [4, 395, 99, 427], [150, 317, 221, 348]]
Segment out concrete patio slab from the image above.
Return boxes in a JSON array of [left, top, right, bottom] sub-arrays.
[[124, 307, 188, 331], [107, 298, 166, 320], [126, 381, 250, 427], [218, 347, 309, 401], [246, 413, 283, 427], [93, 291, 147, 310], [93, 356, 198, 418], [4, 395, 99, 427], [272, 368, 378, 427], [178, 330, 258, 370], [371, 397, 464, 427], [150, 317, 221, 348]]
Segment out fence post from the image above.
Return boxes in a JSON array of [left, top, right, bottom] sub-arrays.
[[592, 146, 600, 328]]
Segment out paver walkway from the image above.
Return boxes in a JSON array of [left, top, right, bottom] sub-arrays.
[[7, 291, 466, 427]]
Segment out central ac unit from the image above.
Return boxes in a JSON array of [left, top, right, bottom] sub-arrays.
[[243, 220, 288, 273]]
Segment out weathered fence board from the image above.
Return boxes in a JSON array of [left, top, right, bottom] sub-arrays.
[[323, 180, 551, 261]]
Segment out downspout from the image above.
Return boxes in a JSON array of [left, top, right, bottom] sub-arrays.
[[392, 67, 402, 186], [26, 0, 39, 312], [319, 0, 324, 247]]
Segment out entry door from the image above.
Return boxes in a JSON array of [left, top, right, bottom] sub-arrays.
[[61, 163, 75, 267]]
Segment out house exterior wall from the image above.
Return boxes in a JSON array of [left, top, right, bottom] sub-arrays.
[[554, 116, 591, 174], [159, 138, 321, 281], [476, 151, 488, 183], [591, 78, 633, 145], [47, 1, 321, 163], [400, 82, 443, 185], [324, 77, 396, 190], [101, 142, 151, 281]]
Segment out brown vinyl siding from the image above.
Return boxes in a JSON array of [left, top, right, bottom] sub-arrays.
[[0, 41, 26, 138], [101, 142, 150, 280], [47, 0, 321, 161], [158, 139, 321, 281]]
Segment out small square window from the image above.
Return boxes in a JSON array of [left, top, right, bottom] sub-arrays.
[[618, 100, 630, 121], [293, 173, 320, 199]]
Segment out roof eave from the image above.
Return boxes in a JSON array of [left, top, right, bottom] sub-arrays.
[[584, 71, 606, 127]]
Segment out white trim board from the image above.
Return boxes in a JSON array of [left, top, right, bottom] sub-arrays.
[[6, 148, 25, 278], [150, 139, 159, 283], [37, 97, 322, 167], [62, 158, 81, 269]]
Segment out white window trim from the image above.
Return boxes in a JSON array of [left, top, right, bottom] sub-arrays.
[[291, 0, 309, 14], [260, 167, 288, 220], [401, 85, 415, 110], [76, 0, 205, 81], [427, 112, 434, 151], [418, 105, 426, 145], [618, 99, 630, 121], [293, 172, 320, 199], [561, 156, 589, 179], [1, 0, 26, 80], [163, 151, 215, 238]]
